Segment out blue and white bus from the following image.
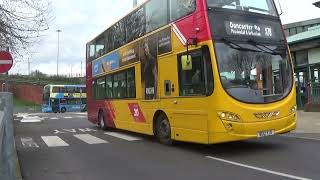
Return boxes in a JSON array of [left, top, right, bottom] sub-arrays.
[[42, 85, 87, 113]]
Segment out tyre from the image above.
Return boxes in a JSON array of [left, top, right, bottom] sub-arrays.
[[155, 114, 173, 145], [61, 107, 66, 113], [98, 111, 107, 130]]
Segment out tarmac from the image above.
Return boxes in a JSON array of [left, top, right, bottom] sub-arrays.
[[11, 110, 320, 179]]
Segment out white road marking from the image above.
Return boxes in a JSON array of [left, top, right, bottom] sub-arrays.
[[104, 132, 142, 141], [21, 137, 39, 148], [20, 119, 42, 123], [64, 117, 73, 119], [63, 129, 77, 133], [206, 156, 312, 180], [16, 113, 29, 118], [41, 136, 69, 147], [50, 117, 59, 120], [78, 128, 97, 133], [73, 112, 87, 115], [19, 115, 44, 123], [76, 116, 86, 118], [74, 134, 108, 144], [282, 135, 320, 142], [54, 130, 65, 134]]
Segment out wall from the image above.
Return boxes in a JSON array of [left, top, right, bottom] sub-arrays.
[[0, 81, 44, 105], [308, 47, 320, 65]]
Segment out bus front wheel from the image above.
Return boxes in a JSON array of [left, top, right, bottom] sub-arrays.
[[155, 114, 172, 145]]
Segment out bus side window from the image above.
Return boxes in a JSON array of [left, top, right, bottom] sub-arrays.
[[203, 46, 214, 96]]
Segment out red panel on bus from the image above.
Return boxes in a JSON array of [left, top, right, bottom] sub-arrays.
[[128, 103, 146, 123], [173, 0, 212, 45]]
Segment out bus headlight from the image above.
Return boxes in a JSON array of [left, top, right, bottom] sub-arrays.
[[290, 105, 297, 114], [218, 111, 240, 122]]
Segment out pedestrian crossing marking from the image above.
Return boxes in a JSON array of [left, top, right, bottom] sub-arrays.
[[104, 132, 142, 141], [41, 136, 69, 147], [20, 132, 143, 149], [20, 116, 43, 123], [21, 119, 42, 123], [74, 134, 108, 144]]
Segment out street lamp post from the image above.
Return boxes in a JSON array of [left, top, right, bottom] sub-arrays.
[[70, 64, 76, 77], [56, 29, 62, 76], [81, 60, 83, 77], [28, 58, 30, 75]]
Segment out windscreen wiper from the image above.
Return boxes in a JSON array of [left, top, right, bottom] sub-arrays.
[[216, 36, 262, 53], [247, 39, 282, 55]]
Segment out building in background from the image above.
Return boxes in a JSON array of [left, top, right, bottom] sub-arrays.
[[284, 18, 320, 111]]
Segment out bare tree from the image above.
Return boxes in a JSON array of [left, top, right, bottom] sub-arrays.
[[0, 0, 51, 55]]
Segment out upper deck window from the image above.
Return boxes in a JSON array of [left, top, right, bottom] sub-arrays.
[[207, 0, 277, 16], [170, 0, 196, 21], [146, 0, 168, 33], [87, 0, 197, 62], [95, 36, 105, 58]]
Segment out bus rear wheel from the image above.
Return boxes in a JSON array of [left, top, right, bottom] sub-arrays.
[[98, 111, 107, 130], [155, 114, 172, 145]]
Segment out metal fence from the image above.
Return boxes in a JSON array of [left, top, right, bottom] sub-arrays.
[[0, 93, 18, 180], [307, 84, 320, 104]]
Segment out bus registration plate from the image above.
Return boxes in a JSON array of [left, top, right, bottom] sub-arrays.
[[257, 130, 275, 138]]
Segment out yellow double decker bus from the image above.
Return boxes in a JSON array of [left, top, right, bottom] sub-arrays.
[[86, 0, 296, 144]]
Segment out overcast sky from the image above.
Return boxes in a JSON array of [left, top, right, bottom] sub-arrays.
[[10, 0, 320, 76]]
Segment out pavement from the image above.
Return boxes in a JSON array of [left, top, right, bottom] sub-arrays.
[[295, 111, 320, 134]]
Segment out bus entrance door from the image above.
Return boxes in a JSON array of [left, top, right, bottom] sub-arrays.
[[164, 48, 213, 144]]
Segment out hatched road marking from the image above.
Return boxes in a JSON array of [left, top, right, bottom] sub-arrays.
[[206, 156, 312, 180], [104, 132, 142, 141], [21, 137, 39, 148], [41, 136, 69, 147], [74, 134, 108, 144]]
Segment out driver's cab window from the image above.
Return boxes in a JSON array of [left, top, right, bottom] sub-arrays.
[[178, 47, 213, 96]]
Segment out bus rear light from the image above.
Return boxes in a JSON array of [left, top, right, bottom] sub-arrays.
[[218, 112, 240, 122]]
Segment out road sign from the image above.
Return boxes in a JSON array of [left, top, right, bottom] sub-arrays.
[[0, 51, 13, 73]]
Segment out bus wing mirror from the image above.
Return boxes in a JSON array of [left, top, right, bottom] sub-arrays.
[[181, 55, 193, 71]]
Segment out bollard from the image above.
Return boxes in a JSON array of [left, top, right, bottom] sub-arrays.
[[0, 92, 16, 180]]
